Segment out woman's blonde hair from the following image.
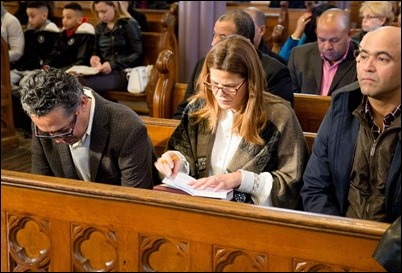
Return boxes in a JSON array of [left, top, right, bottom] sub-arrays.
[[360, 1, 395, 25], [190, 35, 268, 145], [91, 1, 132, 24]]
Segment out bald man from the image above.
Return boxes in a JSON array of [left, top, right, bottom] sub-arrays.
[[244, 6, 287, 65], [301, 26, 401, 224], [288, 8, 358, 95]]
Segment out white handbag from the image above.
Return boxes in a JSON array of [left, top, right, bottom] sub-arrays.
[[127, 65, 153, 93]]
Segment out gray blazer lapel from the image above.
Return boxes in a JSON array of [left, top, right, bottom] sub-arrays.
[[89, 100, 109, 182], [330, 41, 357, 93], [312, 47, 323, 93]]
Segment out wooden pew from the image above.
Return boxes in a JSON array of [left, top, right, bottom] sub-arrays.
[[293, 93, 332, 133], [141, 116, 179, 157], [36, 2, 179, 35], [1, 36, 19, 149], [150, 74, 331, 135], [1, 169, 388, 272], [138, 2, 179, 36], [141, 116, 316, 157]]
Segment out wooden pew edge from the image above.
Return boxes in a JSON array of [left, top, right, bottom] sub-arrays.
[[1, 168, 389, 239]]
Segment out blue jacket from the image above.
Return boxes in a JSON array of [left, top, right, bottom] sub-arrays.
[[301, 81, 401, 223]]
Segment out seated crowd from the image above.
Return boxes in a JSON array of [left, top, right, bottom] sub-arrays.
[[2, 1, 401, 270], [2, 1, 401, 261]]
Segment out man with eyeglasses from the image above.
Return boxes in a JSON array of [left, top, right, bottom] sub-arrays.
[[172, 9, 294, 119], [18, 68, 159, 188], [301, 26, 401, 224], [288, 8, 358, 96]]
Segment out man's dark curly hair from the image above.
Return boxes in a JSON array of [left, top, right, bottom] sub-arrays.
[[19, 68, 84, 117]]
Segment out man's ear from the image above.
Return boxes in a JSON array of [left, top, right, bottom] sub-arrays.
[[259, 25, 266, 36]]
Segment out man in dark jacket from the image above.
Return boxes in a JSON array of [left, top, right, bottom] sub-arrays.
[[301, 26, 401, 224], [173, 10, 293, 119]]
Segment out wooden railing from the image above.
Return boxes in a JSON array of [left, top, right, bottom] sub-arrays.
[[1, 169, 388, 272]]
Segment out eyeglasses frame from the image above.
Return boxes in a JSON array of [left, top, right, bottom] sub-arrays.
[[34, 114, 78, 139], [203, 75, 247, 96]]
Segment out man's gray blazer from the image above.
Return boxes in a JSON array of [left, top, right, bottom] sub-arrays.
[[31, 91, 158, 188]]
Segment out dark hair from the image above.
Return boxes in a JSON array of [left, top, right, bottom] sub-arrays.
[[19, 68, 84, 117], [304, 3, 337, 43], [26, 1, 48, 10], [218, 10, 255, 45], [64, 2, 83, 12]]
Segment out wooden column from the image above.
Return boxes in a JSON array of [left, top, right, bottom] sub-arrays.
[[1, 37, 19, 149]]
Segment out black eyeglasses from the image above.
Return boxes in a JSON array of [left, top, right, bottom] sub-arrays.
[[34, 114, 78, 139], [203, 75, 246, 96]]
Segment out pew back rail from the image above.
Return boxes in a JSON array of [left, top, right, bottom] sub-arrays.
[[1, 169, 388, 272], [141, 115, 315, 161]]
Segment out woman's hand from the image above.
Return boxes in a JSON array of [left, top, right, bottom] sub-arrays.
[[98, 62, 112, 74], [90, 56, 101, 67], [292, 12, 312, 39], [154, 151, 182, 177], [188, 172, 242, 192]]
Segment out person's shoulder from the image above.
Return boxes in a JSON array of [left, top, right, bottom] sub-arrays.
[[292, 41, 317, 53], [331, 81, 361, 99], [264, 92, 292, 111], [93, 90, 142, 118], [288, 42, 318, 63], [118, 17, 141, 31], [3, 11, 20, 23], [262, 93, 297, 127], [43, 21, 61, 33], [75, 22, 95, 35], [260, 52, 287, 68], [118, 17, 140, 26]]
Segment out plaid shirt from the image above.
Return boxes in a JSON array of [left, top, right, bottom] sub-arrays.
[[365, 100, 401, 138]]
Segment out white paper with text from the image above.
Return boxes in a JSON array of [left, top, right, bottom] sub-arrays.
[[162, 172, 233, 200]]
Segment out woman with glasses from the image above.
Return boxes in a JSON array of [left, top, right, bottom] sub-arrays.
[[352, 1, 395, 44], [154, 35, 309, 209], [18, 67, 159, 188]]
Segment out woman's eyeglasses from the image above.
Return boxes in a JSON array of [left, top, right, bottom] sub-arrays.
[[34, 114, 78, 139], [203, 76, 246, 96], [360, 15, 382, 20]]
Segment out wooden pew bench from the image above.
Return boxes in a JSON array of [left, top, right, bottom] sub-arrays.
[[1, 169, 388, 272], [293, 93, 331, 133], [42, 2, 179, 35]]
